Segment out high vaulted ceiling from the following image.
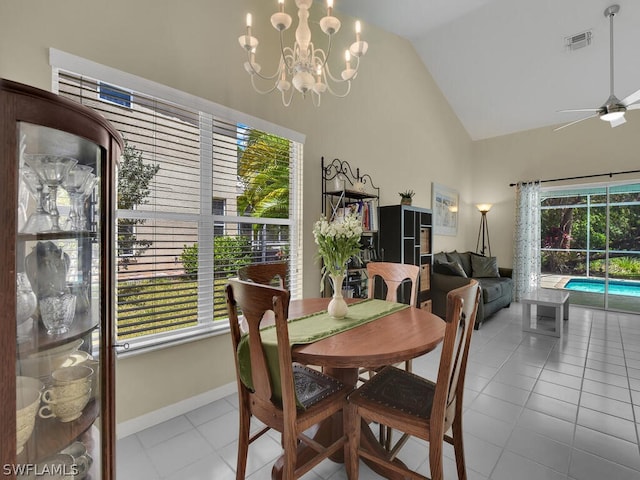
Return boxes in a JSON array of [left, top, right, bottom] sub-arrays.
[[338, 0, 640, 140]]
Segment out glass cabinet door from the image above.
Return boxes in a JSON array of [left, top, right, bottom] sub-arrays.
[[15, 122, 104, 478]]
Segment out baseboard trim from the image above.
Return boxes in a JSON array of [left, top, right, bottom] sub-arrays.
[[116, 382, 237, 439]]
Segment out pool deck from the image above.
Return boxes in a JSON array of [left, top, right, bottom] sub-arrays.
[[540, 275, 571, 289]]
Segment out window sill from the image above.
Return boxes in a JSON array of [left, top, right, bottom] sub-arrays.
[[115, 322, 230, 358]]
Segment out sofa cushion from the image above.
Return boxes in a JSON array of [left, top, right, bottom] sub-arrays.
[[478, 278, 506, 303], [434, 261, 467, 277], [446, 251, 472, 277], [471, 255, 500, 278], [434, 252, 448, 265]]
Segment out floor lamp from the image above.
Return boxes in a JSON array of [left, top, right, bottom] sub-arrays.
[[476, 204, 492, 257]]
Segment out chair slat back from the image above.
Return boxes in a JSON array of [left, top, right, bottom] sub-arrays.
[[367, 262, 420, 305], [434, 279, 480, 431], [238, 262, 288, 289], [226, 279, 291, 406]]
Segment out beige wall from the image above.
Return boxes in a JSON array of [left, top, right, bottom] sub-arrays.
[[17, 0, 640, 426]]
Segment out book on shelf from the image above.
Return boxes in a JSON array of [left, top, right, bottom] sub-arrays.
[[345, 199, 378, 232]]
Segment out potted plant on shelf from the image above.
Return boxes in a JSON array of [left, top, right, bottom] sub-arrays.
[[399, 190, 415, 206]]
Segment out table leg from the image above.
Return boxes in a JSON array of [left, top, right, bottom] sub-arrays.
[[522, 303, 532, 331], [554, 305, 562, 338]]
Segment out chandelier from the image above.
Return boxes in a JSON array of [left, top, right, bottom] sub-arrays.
[[238, 0, 368, 106]]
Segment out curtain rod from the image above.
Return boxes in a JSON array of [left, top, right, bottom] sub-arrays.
[[509, 168, 640, 187]]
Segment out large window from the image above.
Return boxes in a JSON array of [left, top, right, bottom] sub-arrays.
[[52, 50, 304, 349], [540, 182, 640, 312]]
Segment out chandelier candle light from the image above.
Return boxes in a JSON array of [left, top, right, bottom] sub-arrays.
[[313, 212, 363, 318], [239, 0, 368, 106]]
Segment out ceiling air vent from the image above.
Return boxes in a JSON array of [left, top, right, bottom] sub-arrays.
[[565, 30, 592, 51]]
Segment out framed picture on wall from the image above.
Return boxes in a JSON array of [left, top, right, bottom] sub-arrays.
[[432, 182, 459, 236]]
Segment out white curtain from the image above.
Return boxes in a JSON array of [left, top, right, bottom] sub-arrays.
[[513, 181, 541, 301]]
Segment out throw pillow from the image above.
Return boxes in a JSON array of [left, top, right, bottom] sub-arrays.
[[434, 261, 468, 278], [471, 255, 500, 278]]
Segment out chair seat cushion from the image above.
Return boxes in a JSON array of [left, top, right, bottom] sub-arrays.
[[349, 366, 435, 420], [293, 363, 343, 409]]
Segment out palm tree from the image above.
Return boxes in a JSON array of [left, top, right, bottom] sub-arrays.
[[237, 129, 290, 219]]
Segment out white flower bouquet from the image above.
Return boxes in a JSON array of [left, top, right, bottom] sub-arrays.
[[313, 212, 363, 288]]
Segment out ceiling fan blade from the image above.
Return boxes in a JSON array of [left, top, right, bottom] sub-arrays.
[[553, 113, 599, 131], [621, 88, 640, 107], [626, 103, 640, 110], [610, 116, 626, 128], [558, 108, 600, 113]]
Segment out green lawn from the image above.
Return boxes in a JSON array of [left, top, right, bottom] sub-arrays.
[[117, 276, 229, 339]]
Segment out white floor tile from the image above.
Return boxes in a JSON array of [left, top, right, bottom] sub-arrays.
[[573, 425, 640, 471], [576, 406, 638, 443], [533, 379, 581, 405], [569, 448, 640, 480], [490, 450, 568, 480], [516, 408, 575, 445], [136, 414, 194, 449], [525, 392, 578, 423], [185, 398, 235, 427], [505, 426, 571, 473], [463, 410, 515, 447], [145, 429, 214, 477]]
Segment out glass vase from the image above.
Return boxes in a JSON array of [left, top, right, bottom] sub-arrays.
[[327, 273, 348, 319]]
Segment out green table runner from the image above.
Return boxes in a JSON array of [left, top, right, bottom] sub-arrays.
[[237, 299, 409, 404]]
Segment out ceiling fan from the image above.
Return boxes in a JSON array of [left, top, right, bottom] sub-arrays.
[[555, 4, 640, 131]]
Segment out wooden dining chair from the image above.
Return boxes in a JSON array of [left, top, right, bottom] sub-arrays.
[[365, 262, 420, 376], [347, 279, 480, 480], [226, 278, 353, 480], [237, 261, 288, 289], [367, 261, 420, 307]]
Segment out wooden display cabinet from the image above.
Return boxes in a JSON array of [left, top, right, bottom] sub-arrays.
[[0, 79, 122, 479]]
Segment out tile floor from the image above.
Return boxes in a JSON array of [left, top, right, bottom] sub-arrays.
[[117, 303, 640, 479]]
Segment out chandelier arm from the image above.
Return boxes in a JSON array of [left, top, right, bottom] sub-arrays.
[[281, 86, 295, 107], [324, 80, 352, 98], [324, 56, 360, 84], [250, 74, 280, 95], [280, 30, 295, 73], [244, 50, 283, 81], [312, 36, 333, 72]]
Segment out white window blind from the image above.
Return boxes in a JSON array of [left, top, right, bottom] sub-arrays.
[[52, 54, 304, 347]]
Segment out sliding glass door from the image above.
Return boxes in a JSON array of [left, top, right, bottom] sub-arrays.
[[540, 181, 640, 314]]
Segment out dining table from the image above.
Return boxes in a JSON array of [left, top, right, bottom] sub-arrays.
[[270, 297, 446, 480]]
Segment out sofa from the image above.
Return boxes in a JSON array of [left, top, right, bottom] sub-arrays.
[[431, 251, 513, 328]]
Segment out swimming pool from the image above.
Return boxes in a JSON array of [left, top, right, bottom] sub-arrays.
[[564, 278, 640, 298]]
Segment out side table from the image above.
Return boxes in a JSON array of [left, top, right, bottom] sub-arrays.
[[521, 288, 570, 338]]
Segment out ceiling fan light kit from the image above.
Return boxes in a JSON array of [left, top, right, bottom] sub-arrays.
[[556, 4, 640, 131]]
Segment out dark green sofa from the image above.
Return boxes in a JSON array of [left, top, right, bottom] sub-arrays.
[[431, 251, 513, 328]]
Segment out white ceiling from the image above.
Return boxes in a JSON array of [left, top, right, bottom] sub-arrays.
[[337, 0, 640, 140]]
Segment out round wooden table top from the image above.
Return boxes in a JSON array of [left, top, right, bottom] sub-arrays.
[[290, 298, 446, 370]]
